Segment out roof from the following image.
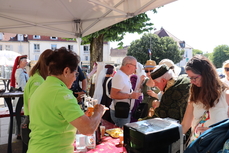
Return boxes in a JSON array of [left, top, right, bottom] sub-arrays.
[[154, 27, 193, 49], [110, 46, 129, 57], [1, 33, 17, 41]]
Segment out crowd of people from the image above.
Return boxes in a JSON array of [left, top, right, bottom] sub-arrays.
[[9, 46, 229, 152]]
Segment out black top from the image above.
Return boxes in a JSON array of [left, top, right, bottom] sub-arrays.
[[70, 67, 86, 97]]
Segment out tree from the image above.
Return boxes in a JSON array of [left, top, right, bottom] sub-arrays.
[[127, 33, 183, 64], [203, 52, 213, 61], [212, 45, 229, 68], [192, 49, 203, 56], [81, 11, 157, 70]]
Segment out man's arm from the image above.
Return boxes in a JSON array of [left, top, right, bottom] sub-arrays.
[[81, 78, 87, 92], [110, 87, 141, 100]]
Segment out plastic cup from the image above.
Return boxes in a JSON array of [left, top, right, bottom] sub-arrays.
[[119, 133, 124, 145], [75, 134, 86, 151], [87, 107, 94, 117], [100, 126, 106, 138]]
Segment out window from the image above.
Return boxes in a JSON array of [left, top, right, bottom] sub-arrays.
[[18, 34, 24, 41], [5, 45, 12, 51], [51, 44, 57, 50], [34, 44, 40, 52], [68, 45, 73, 51], [84, 46, 89, 52], [50, 37, 58, 40], [33, 35, 40, 39], [0, 45, 2, 50], [85, 56, 89, 61]]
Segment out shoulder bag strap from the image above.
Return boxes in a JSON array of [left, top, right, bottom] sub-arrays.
[[105, 77, 112, 98]]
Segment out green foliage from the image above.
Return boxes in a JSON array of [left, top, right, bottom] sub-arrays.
[[203, 52, 213, 61], [127, 33, 183, 64], [192, 49, 203, 56], [81, 13, 154, 46], [212, 45, 229, 68]]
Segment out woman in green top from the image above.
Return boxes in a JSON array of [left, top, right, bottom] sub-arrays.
[[23, 49, 53, 116], [27, 47, 106, 153], [22, 49, 53, 149]]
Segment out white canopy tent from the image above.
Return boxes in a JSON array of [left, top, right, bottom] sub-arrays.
[[0, 0, 176, 38], [0, 51, 21, 66]]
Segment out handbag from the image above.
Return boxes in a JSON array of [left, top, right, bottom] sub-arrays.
[[115, 101, 130, 118], [133, 103, 148, 119], [20, 115, 31, 145]]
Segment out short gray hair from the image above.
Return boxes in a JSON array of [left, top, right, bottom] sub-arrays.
[[122, 56, 137, 66]]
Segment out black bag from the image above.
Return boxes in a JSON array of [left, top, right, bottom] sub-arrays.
[[184, 119, 229, 153], [115, 102, 130, 118], [133, 103, 148, 119], [20, 116, 31, 145]]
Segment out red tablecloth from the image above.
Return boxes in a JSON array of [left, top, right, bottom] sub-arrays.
[[73, 119, 127, 153]]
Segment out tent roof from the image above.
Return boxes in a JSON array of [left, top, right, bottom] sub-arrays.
[[0, 0, 176, 38]]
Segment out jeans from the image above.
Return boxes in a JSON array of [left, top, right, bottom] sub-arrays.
[[110, 109, 131, 128]]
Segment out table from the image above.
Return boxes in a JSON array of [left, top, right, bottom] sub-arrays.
[[0, 78, 10, 91], [0, 91, 24, 153], [73, 119, 127, 153]]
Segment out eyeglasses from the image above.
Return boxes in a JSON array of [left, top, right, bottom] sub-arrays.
[[225, 67, 229, 72], [188, 75, 200, 82], [128, 63, 136, 68], [145, 70, 153, 73]]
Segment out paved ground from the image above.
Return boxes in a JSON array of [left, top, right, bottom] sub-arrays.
[[0, 82, 21, 145]]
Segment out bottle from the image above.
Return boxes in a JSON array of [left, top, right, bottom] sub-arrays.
[[96, 122, 102, 144], [86, 132, 96, 149], [85, 104, 96, 149]]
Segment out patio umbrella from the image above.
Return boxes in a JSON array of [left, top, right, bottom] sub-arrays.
[[0, 51, 21, 66], [0, 0, 176, 38]]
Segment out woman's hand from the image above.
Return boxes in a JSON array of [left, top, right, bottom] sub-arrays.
[[147, 90, 158, 99], [152, 100, 160, 109], [196, 126, 209, 133], [93, 104, 108, 116], [140, 75, 146, 83]]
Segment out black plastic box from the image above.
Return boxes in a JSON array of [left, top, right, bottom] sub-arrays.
[[124, 118, 183, 153]]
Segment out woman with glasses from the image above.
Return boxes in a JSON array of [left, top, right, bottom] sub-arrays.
[[27, 47, 106, 153], [221, 60, 229, 86], [181, 55, 229, 145], [141, 60, 160, 118]]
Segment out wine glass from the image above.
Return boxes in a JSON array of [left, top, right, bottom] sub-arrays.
[[147, 86, 151, 98]]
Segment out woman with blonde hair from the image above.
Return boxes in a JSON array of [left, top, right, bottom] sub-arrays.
[[22, 49, 53, 151], [221, 60, 229, 86], [23, 49, 53, 116], [141, 60, 160, 117]]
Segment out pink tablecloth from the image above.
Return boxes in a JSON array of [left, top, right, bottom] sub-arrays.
[[74, 119, 127, 153], [73, 136, 126, 153]]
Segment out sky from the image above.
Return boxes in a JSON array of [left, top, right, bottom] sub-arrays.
[[110, 0, 229, 53]]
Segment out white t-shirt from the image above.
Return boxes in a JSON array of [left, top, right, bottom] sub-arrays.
[[221, 77, 229, 86], [109, 70, 134, 110], [190, 90, 228, 143], [15, 68, 29, 91]]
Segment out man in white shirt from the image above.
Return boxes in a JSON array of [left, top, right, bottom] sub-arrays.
[[110, 56, 141, 127]]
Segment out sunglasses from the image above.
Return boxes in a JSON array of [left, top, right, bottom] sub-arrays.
[[225, 68, 229, 72], [145, 70, 153, 73]]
